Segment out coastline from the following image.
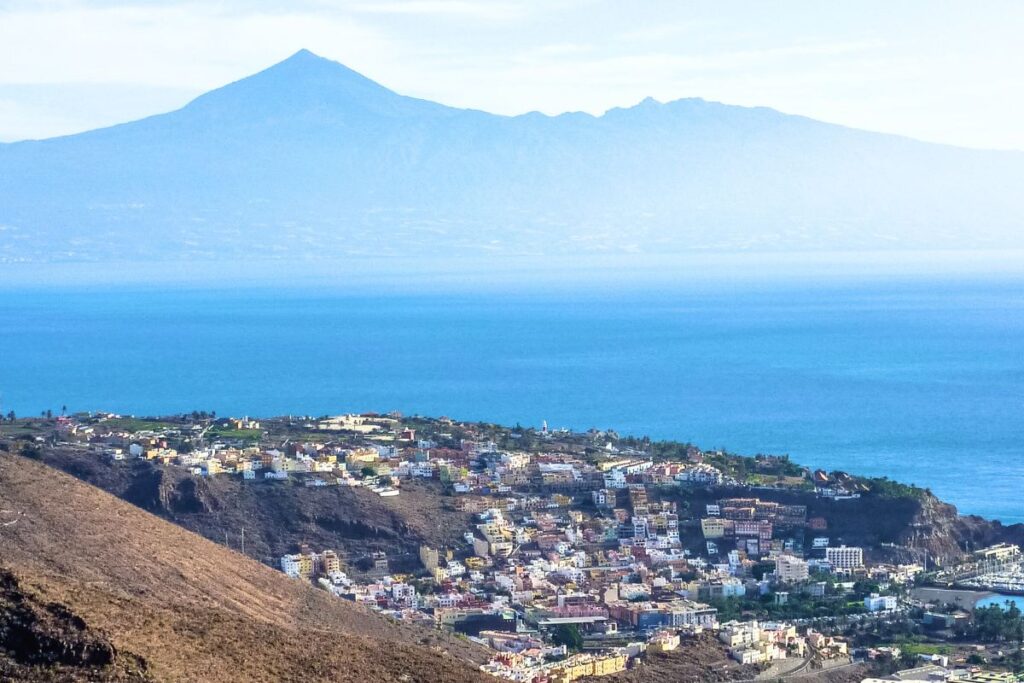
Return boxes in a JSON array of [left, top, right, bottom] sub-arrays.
[[2, 280, 1024, 525]]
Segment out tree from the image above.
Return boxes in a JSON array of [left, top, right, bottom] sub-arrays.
[[552, 624, 583, 652], [361, 466, 377, 479], [967, 603, 1024, 643]]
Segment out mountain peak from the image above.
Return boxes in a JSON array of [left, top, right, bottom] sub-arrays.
[[287, 47, 319, 60], [272, 48, 352, 74], [182, 49, 441, 121], [259, 48, 382, 87]]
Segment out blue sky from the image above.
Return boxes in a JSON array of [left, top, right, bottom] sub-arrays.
[[1, 1, 1022, 149]]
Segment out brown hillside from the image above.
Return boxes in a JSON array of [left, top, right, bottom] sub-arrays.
[[0, 567, 153, 682], [596, 633, 757, 682], [0, 453, 489, 682], [30, 446, 473, 570]]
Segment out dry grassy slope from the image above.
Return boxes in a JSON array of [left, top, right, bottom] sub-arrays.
[[0, 453, 490, 683], [596, 633, 758, 682]]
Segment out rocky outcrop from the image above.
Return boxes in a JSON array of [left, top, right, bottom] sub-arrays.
[[158, 475, 218, 515], [669, 484, 1024, 566], [900, 492, 1024, 563], [0, 569, 152, 681]]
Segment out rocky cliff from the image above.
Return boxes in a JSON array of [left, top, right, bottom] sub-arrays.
[[669, 484, 1024, 565], [22, 444, 472, 570], [0, 569, 153, 682], [18, 440, 1024, 569]]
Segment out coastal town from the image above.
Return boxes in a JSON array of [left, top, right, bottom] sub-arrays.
[[9, 410, 1024, 683]]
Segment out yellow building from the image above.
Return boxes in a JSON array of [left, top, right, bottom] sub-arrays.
[[280, 552, 315, 578], [549, 653, 628, 682], [321, 550, 342, 574], [345, 448, 381, 466], [701, 517, 728, 539], [592, 653, 628, 676], [648, 631, 680, 652]]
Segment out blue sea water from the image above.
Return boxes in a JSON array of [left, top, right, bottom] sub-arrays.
[[977, 595, 1024, 610], [1, 277, 1022, 523]]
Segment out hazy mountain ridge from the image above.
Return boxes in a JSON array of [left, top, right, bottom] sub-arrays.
[[1, 49, 1022, 264]]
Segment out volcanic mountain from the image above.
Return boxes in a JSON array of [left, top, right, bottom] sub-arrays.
[[0, 49, 1022, 267], [0, 451, 489, 682]]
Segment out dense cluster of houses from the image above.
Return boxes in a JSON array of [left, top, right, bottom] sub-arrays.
[[56, 412, 974, 681], [265, 432, 877, 681], [64, 413, 417, 495]]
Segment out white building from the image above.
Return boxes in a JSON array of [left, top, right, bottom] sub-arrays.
[[603, 469, 627, 489], [280, 554, 306, 578], [864, 594, 898, 612], [676, 464, 724, 485], [826, 545, 864, 570]]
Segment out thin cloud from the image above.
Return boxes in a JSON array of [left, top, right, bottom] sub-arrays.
[[347, 1, 523, 20], [615, 20, 715, 44]]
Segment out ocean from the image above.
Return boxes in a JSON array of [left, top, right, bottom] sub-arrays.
[[1, 276, 1022, 523], [977, 595, 1024, 611]]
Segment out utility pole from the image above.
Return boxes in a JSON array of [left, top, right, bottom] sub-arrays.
[[241, 527, 246, 556]]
